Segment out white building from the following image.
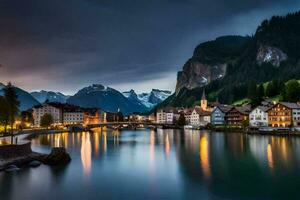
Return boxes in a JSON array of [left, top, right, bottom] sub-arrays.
[[33, 102, 85, 127], [156, 109, 166, 124], [292, 106, 300, 127], [249, 106, 269, 127], [63, 112, 84, 125], [33, 102, 63, 126], [156, 108, 180, 124], [190, 108, 211, 127], [184, 109, 193, 125]]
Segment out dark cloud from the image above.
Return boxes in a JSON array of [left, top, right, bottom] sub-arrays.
[[0, 0, 299, 94]]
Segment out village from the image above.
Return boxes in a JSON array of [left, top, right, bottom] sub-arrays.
[[155, 90, 300, 132], [3, 89, 300, 135]]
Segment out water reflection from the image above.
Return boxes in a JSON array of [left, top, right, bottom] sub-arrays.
[[267, 144, 273, 169], [199, 134, 210, 179], [81, 132, 92, 176], [165, 134, 170, 157], [18, 130, 300, 199]]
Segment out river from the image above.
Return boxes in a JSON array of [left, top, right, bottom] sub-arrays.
[[1, 128, 300, 200]]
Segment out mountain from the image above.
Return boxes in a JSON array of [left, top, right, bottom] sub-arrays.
[[123, 89, 171, 109], [67, 84, 148, 115], [161, 11, 300, 108], [176, 36, 251, 94], [0, 83, 39, 111], [31, 90, 70, 103]]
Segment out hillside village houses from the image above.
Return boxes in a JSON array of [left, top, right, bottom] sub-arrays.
[[211, 105, 233, 125], [225, 105, 252, 126], [249, 106, 269, 127], [267, 102, 300, 128], [31, 91, 300, 130]]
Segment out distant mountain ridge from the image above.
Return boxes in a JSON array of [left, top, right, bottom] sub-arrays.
[[67, 84, 149, 115], [31, 90, 70, 103], [123, 89, 171, 109], [0, 82, 170, 114]]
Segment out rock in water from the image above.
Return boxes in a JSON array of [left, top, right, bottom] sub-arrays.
[[42, 147, 71, 166], [29, 160, 42, 168], [5, 165, 20, 172]]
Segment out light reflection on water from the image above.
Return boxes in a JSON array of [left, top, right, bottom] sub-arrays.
[[1, 130, 300, 199], [81, 132, 91, 176]]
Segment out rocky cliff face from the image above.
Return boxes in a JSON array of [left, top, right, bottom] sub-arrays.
[[256, 45, 287, 67], [175, 36, 250, 95], [175, 59, 226, 94]]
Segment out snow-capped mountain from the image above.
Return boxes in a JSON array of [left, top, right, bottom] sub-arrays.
[[0, 83, 39, 111], [31, 90, 70, 103], [67, 84, 148, 115], [123, 89, 172, 109]]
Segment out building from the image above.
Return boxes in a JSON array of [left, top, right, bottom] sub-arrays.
[[156, 108, 180, 124], [225, 105, 251, 126], [63, 104, 85, 125], [33, 102, 107, 127], [183, 108, 193, 124], [199, 89, 217, 112], [83, 108, 107, 125], [267, 102, 300, 127], [249, 106, 269, 127], [106, 111, 124, 122], [63, 112, 84, 125], [211, 105, 233, 125], [33, 102, 63, 126], [292, 105, 300, 127], [201, 90, 208, 111], [190, 107, 211, 127]]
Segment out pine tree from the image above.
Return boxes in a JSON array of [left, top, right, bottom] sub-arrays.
[[247, 82, 259, 105], [257, 84, 265, 103], [0, 96, 9, 134], [3, 83, 20, 143]]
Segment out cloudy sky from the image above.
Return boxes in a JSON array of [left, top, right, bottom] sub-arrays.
[[0, 0, 299, 94]]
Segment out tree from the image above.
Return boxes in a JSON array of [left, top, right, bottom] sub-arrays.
[[3, 83, 20, 141], [257, 84, 265, 103], [265, 81, 277, 97], [0, 96, 9, 133], [40, 113, 53, 128], [283, 80, 300, 102], [247, 82, 260, 105], [176, 113, 186, 126]]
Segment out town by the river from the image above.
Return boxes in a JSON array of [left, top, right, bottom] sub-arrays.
[[1, 129, 300, 200]]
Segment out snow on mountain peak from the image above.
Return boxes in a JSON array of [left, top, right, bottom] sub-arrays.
[[123, 89, 171, 109]]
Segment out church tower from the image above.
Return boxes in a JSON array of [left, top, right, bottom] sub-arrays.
[[201, 89, 208, 111]]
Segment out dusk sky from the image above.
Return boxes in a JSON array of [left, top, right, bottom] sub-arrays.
[[0, 0, 299, 95]]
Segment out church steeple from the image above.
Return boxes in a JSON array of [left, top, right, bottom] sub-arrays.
[[201, 89, 208, 111]]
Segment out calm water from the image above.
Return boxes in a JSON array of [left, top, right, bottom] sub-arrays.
[[1, 129, 300, 200]]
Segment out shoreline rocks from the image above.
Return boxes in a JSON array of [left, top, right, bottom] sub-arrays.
[[0, 146, 71, 172], [41, 147, 71, 166]]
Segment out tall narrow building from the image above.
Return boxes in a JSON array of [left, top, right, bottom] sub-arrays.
[[201, 89, 208, 111]]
